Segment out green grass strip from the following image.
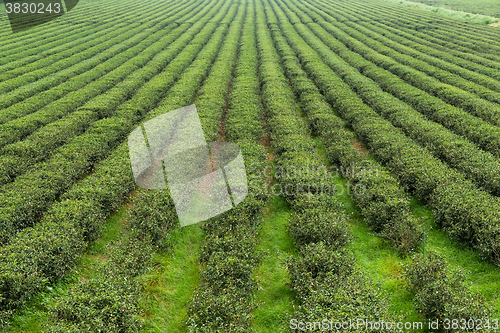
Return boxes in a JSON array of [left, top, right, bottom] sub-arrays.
[[5, 206, 128, 333], [252, 196, 298, 332], [139, 225, 204, 333]]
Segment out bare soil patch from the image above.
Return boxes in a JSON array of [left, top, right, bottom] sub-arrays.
[[353, 140, 369, 156]]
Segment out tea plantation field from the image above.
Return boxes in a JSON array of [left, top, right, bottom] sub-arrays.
[[402, 0, 500, 18], [0, 0, 499, 331]]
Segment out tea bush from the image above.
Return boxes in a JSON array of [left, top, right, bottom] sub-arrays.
[[405, 252, 493, 330]]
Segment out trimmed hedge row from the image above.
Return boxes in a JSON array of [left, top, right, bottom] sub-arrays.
[[45, 4, 243, 327], [342, 20, 500, 101], [46, 190, 178, 333], [313, 19, 500, 130], [274, 0, 496, 326], [188, 198, 264, 333], [278, 2, 500, 198], [0, 12, 138, 84], [0, 0, 231, 246], [0, 0, 135, 49], [0, 7, 160, 94], [223, 7, 264, 144], [346, 20, 500, 85], [275, 0, 500, 265], [294, 1, 500, 131], [365, 18, 500, 68], [0, 1, 235, 326], [364, 15, 500, 66], [256, 1, 394, 327], [0, 0, 198, 113], [187, 3, 268, 331], [0, 144, 135, 328], [0, 23, 137, 115], [0, 29, 179, 186], [267, 8, 422, 253], [306, 0, 500, 67], [0, 26, 82, 58], [0, 24, 115, 81], [405, 252, 493, 332], [0, 0, 212, 187], [342, 0, 500, 51], [340, 0, 500, 54], [0, 0, 125, 61], [0, 0, 210, 146], [287, 5, 500, 158], [423, 27, 500, 56]]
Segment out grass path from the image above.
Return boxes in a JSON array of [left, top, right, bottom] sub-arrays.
[[252, 196, 298, 332], [315, 137, 500, 329], [7, 197, 207, 333], [138, 224, 204, 333], [6, 206, 128, 333], [410, 199, 500, 315], [310, 138, 424, 330]]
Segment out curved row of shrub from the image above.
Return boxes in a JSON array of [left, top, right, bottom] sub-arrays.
[[296, 3, 500, 132], [271, 1, 496, 327], [0, 0, 128, 42], [273, 0, 500, 266], [0, 0, 158, 86], [364, 18, 500, 67], [360, 13, 500, 66], [0, 0, 197, 111], [0, 24, 115, 77], [0, 0, 209, 187], [315, 0, 500, 66], [280, 0, 500, 198], [340, 0, 500, 54], [329, 2, 500, 81], [255, 1, 395, 327], [0, 0, 238, 326], [0, 0, 198, 114], [0, 21, 126, 110], [0, 20, 169, 123], [0, 143, 136, 329], [0, 0, 146, 81], [267, 6, 422, 253], [412, 23, 500, 56], [187, 3, 268, 331], [0, 0, 127, 58], [45, 191, 177, 333], [351, 20, 500, 83], [289, 2, 500, 160], [311, 11, 500, 127], [45, 4, 246, 328], [374, 19, 500, 63], [342, 19, 500, 98], [0, 7, 209, 150], [0, 24, 81, 55], [0, 0, 213, 146], [0, 0, 231, 246], [0, 23, 134, 93]]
